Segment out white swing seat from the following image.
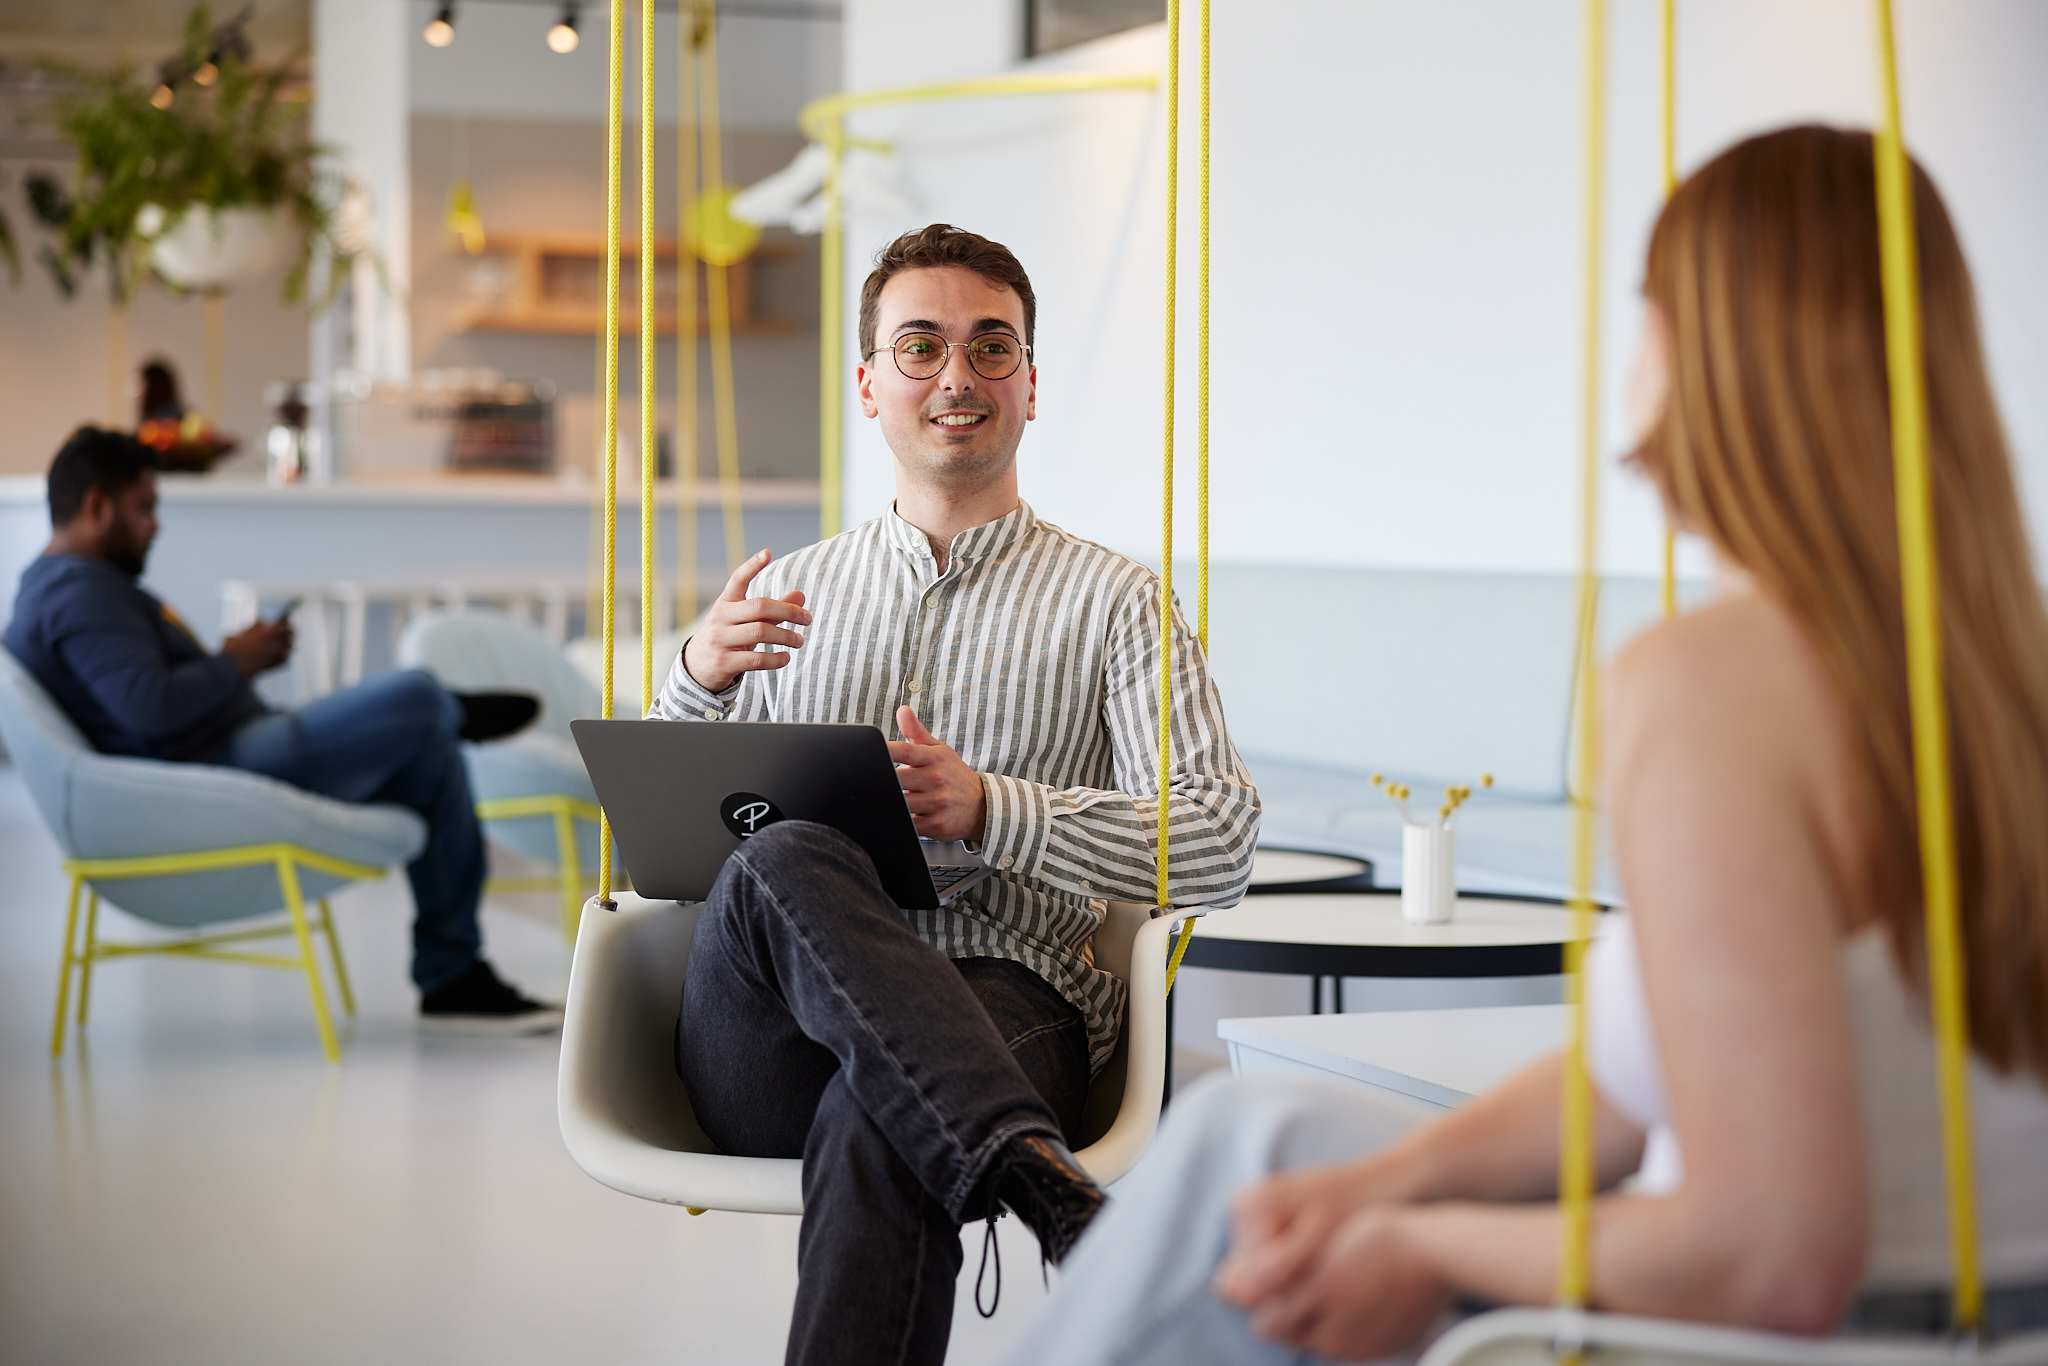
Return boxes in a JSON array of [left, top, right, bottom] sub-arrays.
[[1417, 1307, 2048, 1366], [557, 890, 1192, 1214]]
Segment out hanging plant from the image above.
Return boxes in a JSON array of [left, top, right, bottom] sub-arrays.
[[20, 4, 365, 307]]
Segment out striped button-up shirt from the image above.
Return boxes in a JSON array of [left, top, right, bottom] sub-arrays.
[[649, 500, 1260, 1071]]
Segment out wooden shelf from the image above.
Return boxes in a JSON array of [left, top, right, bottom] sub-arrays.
[[457, 235, 805, 337]]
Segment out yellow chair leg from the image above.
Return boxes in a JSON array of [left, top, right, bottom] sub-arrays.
[[76, 890, 101, 1028], [555, 807, 583, 945], [277, 856, 340, 1063], [50, 873, 85, 1058], [317, 898, 356, 1016]]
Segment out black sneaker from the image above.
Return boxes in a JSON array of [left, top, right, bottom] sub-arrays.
[[453, 692, 541, 743], [420, 960, 563, 1035]]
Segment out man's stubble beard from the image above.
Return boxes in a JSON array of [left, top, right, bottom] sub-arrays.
[[896, 395, 1021, 497]]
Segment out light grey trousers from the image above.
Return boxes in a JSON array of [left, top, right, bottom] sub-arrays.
[[998, 1071, 1441, 1366]]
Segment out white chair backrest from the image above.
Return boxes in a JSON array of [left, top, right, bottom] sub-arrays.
[[558, 894, 1180, 1216], [396, 610, 601, 744], [0, 648, 90, 856]]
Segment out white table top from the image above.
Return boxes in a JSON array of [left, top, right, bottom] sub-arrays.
[[1248, 849, 1371, 885], [1219, 1005, 1568, 1108], [1196, 893, 1586, 949]]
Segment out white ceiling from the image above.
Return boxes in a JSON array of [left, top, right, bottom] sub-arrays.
[[405, 1, 841, 131]]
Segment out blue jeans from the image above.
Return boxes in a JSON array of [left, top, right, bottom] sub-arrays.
[[678, 820, 1092, 1366], [999, 1073, 1437, 1366], [218, 669, 484, 993]]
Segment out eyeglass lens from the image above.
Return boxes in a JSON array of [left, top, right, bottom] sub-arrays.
[[889, 332, 1025, 381]]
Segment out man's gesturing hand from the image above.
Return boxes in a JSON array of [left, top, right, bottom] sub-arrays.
[[681, 549, 811, 695], [890, 706, 987, 843]]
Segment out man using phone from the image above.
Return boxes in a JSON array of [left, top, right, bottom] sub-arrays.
[[647, 225, 1261, 1365], [5, 427, 558, 1032]]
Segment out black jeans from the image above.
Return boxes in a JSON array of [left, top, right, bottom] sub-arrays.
[[678, 821, 1092, 1366]]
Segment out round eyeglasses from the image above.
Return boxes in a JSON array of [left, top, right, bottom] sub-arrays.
[[867, 331, 1031, 382]]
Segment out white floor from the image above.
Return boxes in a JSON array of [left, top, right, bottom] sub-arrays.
[[0, 766, 1080, 1366]]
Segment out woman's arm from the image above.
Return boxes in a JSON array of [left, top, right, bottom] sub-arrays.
[[1212, 1050, 1646, 1338], [1219, 598, 1876, 1359]]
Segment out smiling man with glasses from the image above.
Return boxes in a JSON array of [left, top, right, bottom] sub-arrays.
[[646, 223, 1261, 1366]]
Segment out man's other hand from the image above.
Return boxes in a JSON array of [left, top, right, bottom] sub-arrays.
[[681, 549, 811, 695], [890, 706, 987, 843], [221, 619, 293, 678]]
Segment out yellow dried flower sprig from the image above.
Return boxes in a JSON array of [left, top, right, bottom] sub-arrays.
[[1375, 771, 1494, 829]]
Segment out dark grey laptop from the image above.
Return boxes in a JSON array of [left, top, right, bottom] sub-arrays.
[[570, 718, 992, 910]]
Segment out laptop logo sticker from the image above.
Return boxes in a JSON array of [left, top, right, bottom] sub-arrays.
[[720, 792, 785, 839]]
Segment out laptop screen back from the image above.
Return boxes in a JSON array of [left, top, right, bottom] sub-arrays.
[[571, 718, 945, 908]]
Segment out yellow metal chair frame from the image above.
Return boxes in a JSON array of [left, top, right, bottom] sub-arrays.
[[475, 792, 606, 942], [52, 843, 384, 1064]]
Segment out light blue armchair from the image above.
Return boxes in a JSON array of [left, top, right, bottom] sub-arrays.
[[0, 649, 426, 1061], [396, 611, 613, 941]]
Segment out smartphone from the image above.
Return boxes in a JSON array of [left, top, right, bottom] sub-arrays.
[[272, 596, 302, 624]]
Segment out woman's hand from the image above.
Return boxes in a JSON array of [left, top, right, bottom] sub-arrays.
[[1218, 1206, 1451, 1361]]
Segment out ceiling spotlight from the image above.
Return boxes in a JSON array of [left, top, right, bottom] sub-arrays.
[[423, 4, 456, 48], [547, 3, 580, 53]]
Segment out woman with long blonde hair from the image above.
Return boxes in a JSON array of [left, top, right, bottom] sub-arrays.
[[999, 125, 2048, 1364]]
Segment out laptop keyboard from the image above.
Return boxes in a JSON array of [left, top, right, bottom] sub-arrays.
[[929, 863, 980, 894]]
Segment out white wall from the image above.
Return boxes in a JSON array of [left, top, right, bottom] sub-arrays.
[[315, 0, 412, 383], [838, 0, 2048, 577]]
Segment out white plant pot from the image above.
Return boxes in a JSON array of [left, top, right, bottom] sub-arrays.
[[148, 207, 287, 291], [1401, 822, 1457, 924]]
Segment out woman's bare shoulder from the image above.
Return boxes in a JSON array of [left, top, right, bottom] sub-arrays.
[[1608, 592, 1842, 773]]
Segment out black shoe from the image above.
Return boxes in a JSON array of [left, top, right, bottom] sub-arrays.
[[453, 692, 540, 743], [420, 960, 563, 1035], [987, 1134, 1107, 1267]]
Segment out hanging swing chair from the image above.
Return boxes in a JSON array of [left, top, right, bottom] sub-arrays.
[[555, 0, 1208, 1215], [1418, 2, 2048, 1363]]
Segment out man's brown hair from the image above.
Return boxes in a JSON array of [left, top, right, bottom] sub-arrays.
[[858, 224, 1037, 361]]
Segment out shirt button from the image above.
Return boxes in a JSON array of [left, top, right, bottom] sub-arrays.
[[907, 679, 923, 694], [1078, 879, 1092, 893], [924, 594, 938, 609], [998, 854, 1015, 870], [702, 707, 719, 720]]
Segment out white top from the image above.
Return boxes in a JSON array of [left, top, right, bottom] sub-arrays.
[[1587, 914, 2048, 1287]]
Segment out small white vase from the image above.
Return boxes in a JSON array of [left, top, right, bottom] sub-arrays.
[[1401, 822, 1456, 924], [147, 207, 287, 291]]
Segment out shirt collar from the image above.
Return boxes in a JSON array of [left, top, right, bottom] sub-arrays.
[[884, 500, 1037, 568]]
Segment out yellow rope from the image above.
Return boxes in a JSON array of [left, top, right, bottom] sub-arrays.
[[699, 9, 746, 572], [597, 0, 627, 902], [819, 134, 844, 540], [1556, 0, 1607, 1351], [1165, 0, 1211, 999], [640, 0, 657, 718], [1155, 0, 1180, 916], [677, 5, 702, 626], [587, 331, 607, 634], [1196, 0, 1211, 658], [1872, 0, 1981, 1332], [1658, 0, 1678, 621]]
